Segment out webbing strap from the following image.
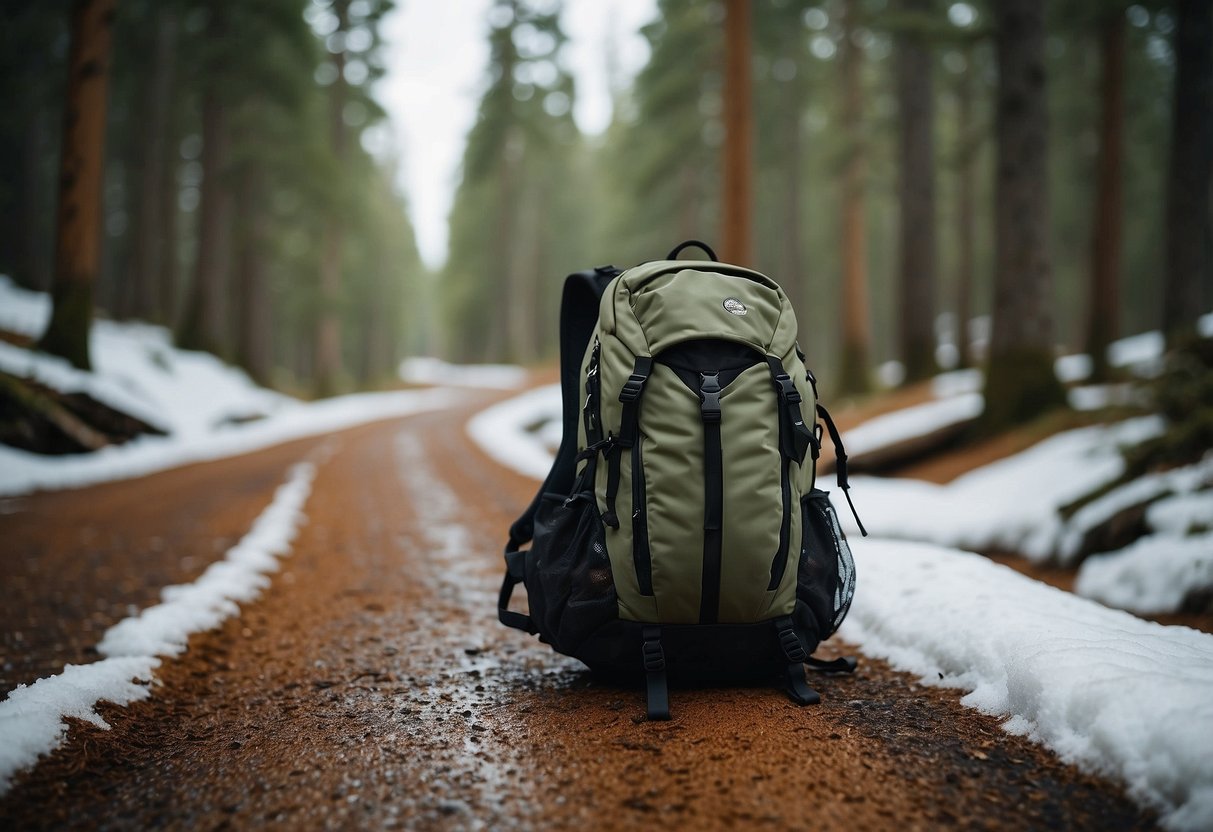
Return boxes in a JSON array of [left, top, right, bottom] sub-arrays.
[[641, 625, 670, 720], [765, 357, 817, 464], [776, 617, 820, 706], [604, 356, 652, 528], [698, 372, 723, 625], [498, 549, 536, 634], [816, 404, 868, 537]]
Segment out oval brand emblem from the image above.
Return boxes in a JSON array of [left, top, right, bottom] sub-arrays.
[[723, 297, 747, 316]]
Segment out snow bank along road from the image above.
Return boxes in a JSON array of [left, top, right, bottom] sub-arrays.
[[0, 390, 1174, 829]]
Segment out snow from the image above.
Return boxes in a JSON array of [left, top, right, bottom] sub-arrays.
[[0, 277, 465, 497], [0, 387, 460, 497], [474, 383, 1213, 829], [0, 461, 316, 795], [399, 356, 527, 390], [840, 538, 1213, 831], [843, 393, 983, 456], [466, 384, 562, 481]]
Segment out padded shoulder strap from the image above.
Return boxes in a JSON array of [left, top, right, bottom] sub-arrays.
[[506, 267, 617, 551]]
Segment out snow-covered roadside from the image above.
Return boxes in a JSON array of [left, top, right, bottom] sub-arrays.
[[0, 387, 462, 498], [0, 461, 316, 795], [841, 540, 1213, 831], [0, 276, 472, 497], [471, 385, 1213, 831], [399, 356, 527, 390]]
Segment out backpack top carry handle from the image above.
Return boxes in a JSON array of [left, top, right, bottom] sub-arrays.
[[666, 240, 719, 261]]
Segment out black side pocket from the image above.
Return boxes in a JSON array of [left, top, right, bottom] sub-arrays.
[[795, 488, 857, 642], [525, 491, 618, 656]]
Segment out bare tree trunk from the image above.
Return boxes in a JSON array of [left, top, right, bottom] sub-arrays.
[[981, 0, 1066, 431], [19, 102, 53, 292], [721, 0, 752, 265], [955, 45, 977, 370], [838, 0, 872, 395], [315, 0, 350, 396], [1163, 0, 1213, 343], [39, 0, 117, 370], [894, 0, 938, 384], [129, 8, 177, 324], [1085, 12, 1125, 380], [779, 97, 804, 313], [234, 168, 271, 384], [177, 86, 232, 355], [157, 142, 179, 324]]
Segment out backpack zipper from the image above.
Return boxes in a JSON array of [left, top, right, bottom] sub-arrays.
[[631, 436, 653, 595], [698, 372, 724, 624]]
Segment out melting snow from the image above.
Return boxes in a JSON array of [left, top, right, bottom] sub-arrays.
[[0, 462, 316, 794]]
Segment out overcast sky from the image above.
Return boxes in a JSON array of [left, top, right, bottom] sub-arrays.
[[375, 0, 659, 269]]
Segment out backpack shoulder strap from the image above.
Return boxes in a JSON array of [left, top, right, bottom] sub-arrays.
[[505, 266, 617, 552]]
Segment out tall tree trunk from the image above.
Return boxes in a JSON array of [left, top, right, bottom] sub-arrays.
[[894, 0, 938, 384], [1085, 12, 1125, 381], [981, 0, 1066, 431], [779, 93, 804, 313], [177, 87, 232, 355], [721, 0, 752, 265], [955, 45, 977, 370], [838, 0, 872, 395], [315, 0, 350, 396], [234, 169, 271, 385], [19, 100, 53, 292], [1163, 0, 1213, 343], [129, 8, 177, 324], [39, 0, 117, 370], [157, 143, 179, 325]]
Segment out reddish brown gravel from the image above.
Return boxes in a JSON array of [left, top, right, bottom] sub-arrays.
[[0, 392, 1158, 830]]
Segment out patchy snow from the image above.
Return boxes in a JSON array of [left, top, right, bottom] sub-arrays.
[[1075, 531, 1213, 616], [0, 461, 316, 795], [466, 384, 562, 481], [0, 270, 467, 497], [399, 356, 527, 390], [843, 417, 1165, 560], [0, 275, 50, 337], [840, 538, 1213, 832], [0, 387, 460, 497], [476, 384, 1213, 829], [844, 393, 983, 457]]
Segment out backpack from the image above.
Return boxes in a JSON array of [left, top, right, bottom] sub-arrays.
[[498, 240, 866, 720]]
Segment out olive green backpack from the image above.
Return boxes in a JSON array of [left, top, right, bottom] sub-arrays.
[[499, 241, 866, 719]]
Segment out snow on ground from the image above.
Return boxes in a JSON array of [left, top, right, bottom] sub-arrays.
[[0, 461, 316, 795], [473, 384, 1213, 830], [841, 539, 1213, 831], [0, 278, 466, 497], [399, 356, 527, 390], [843, 393, 983, 456]]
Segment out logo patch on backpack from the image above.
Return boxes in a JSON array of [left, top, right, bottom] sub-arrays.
[[722, 297, 747, 316]]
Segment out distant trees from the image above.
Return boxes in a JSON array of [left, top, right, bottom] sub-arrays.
[[39, 0, 117, 371], [981, 0, 1065, 430], [721, 0, 753, 264], [893, 0, 938, 385], [1163, 0, 1213, 345]]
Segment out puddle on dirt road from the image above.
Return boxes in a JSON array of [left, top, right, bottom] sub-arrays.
[[392, 429, 584, 827]]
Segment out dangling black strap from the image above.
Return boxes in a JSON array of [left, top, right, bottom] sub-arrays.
[[582, 339, 603, 445], [816, 404, 868, 537], [498, 547, 536, 633], [807, 655, 858, 674], [775, 617, 820, 706], [641, 625, 670, 720], [765, 357, 817, 465], [603, 357, 652, 528]]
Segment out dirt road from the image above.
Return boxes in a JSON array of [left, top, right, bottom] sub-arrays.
[[0, 392, 1156, 829]]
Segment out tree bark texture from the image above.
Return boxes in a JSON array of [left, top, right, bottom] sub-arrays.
[[894, 0, 938, 384], [983, 0, 1066, 430], [838, 0, 872, 394], [1163, 0, 1213, 343], [177, 86, 232, 356], [722, 0, 752, 265], [40, 0, 117, 371], [315, 0, 350, 396], [129, 7, 178, 324], [955, 45, 976, 370], [1085, 11, 1125, 380]]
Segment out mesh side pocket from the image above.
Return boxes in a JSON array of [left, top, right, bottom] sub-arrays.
[[526, 492, 618, 655], [796, 488, 857, 639]]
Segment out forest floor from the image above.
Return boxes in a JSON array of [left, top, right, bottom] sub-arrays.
[[0, 387, 1161, 830]]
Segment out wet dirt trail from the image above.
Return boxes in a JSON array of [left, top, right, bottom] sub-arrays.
[[0, 392, 1157, 830]]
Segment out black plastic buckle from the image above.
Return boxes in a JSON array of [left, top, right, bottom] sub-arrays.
[[699, 373, 722, 423], [619, 373, 647, 403], [773, 372, 801, 404], [642, 632, 666, 672], [778, 625, 807, 663]]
